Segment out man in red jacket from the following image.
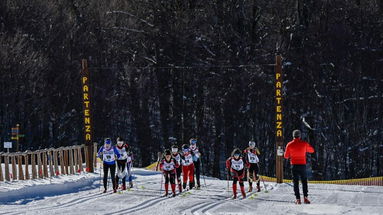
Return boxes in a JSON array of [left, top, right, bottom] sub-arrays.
[[284, 129, 315, 204]]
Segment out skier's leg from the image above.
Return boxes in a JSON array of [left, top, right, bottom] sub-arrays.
[[195, 160, 201, 187], [301, 166, 308, 197], [232, 177, 238, 198], [248, 167, 253, 192], [164, 172, 170, 195], [111, 163, 116, 192], [292, 165, 300, 200], [182, 166, 188, 189], [103, 163, 109, 191], [170, 172, 176, 195], [189, 165, 195, 189]]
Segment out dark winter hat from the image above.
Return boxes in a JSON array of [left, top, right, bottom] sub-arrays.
[[117, 137, 124, 142], [182, 144, 189, 150], [293, 130, 301, 138], [164, 149, 171, 156]]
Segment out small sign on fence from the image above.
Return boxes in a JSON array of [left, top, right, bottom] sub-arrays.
[[4, 142, 12, 149]]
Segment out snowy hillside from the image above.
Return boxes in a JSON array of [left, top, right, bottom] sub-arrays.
[[0, 169, 382, 215]]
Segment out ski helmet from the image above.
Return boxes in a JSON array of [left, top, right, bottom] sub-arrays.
[[171, 145, 178, 153], [249, 141, 256, 148], [190, 138, 197, 145]]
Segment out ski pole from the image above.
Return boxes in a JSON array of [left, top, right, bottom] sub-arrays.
[[201, 159, 207, 187], [99, 162, 102, 192], [257, 163, 268, 192]]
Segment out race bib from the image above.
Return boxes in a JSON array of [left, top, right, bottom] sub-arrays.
[[248, 152, 259, 163], [103, 150, 115, 162], [163, 160, 175, 171], [117, 148, 128, 160], [182, 154, 193, 166], [173, 154, 181, 164], [231, 159, 244, 171]]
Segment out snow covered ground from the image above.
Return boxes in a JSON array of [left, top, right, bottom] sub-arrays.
[[0, 168, 382, 215]]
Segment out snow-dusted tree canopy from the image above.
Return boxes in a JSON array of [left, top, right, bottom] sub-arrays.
[[0, 0, 382, 180]]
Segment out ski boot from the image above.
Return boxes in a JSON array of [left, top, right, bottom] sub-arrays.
[[240, 186, 246, 199], [232, 184, 237, 199], [129, 181, 133, 188], [248, 186, 253, 192], [257, 184, 261, 192], [189, 182, 194, 190], [103, 189, 107, 193], [178, 183, 182, 193], [183, 182, 187, 190], [295, 199, 301, 204], [122, 184, 126, 190], [304, 197, 311, 204], [113, 189, 117, 193]]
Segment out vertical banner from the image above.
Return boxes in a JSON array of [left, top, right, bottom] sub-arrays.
[[81, 59, 94, 172], [275, 55, 284, 183]]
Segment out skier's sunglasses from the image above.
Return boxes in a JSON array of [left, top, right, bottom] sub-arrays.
[[183, 149, 189, 153]]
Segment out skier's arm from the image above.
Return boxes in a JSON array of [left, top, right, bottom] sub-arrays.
[[255, 147, 261, 155], [306, 142, 315, 153], [113, 147, 121, 158], [284, 145, 290, 159], [97, 146, 104, 158]]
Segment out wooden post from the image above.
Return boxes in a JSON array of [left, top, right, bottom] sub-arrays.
[[48, 150, 54, 177], [53, 150, 59, 176], [59, 149, 65, 175], [78, 146, 83, 172], [69, 148, 74, 174], [37, 151, 43, 178], [93, 142, 98, 169], [64, 149, 69, 175], [81, 59, 94, 173], [31, 152, 37, 179], [73, 147, 79, 173], [275, 54, 284, 183], [43, 150, 49, 177], [11, 155, 17, 180], [4, 154, 10, 181], [18, 154, 25, 180], [84, 146, 89, 172], [0, 153, 3, 181], [25, 153, 30, 180]]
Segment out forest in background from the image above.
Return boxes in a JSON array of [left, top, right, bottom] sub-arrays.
[[1, 0, 382, 180]]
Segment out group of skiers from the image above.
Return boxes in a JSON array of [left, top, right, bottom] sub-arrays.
[[97, 130, 315, 204], [97, 137, 133, 193], [158, 138, 202, 197]]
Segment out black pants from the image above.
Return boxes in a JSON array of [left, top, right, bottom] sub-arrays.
[[103, 163, 116, 190], [248, 163, 260, 187], [115, 160, 127, 187], [291, 165, 308, 199], [194, 159, 201, 186], [175, 167, 182, 185], [164, 171, 176, 184], [232, 169, 245, 186]]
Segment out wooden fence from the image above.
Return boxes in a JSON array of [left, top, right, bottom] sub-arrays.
[[0, 143, 97, 182]]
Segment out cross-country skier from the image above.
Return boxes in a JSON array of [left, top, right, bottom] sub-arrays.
[[189, 138, 202, 189], [284, 129, 315, 204], [171, 145, 183, 193], [97, 138, 121, 193], [181, 144, 195, 190], [226, 148, 249, 199], [115, 137, 129, 190], [160, 149, 179, 197], [243, 141, 261, 192]]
